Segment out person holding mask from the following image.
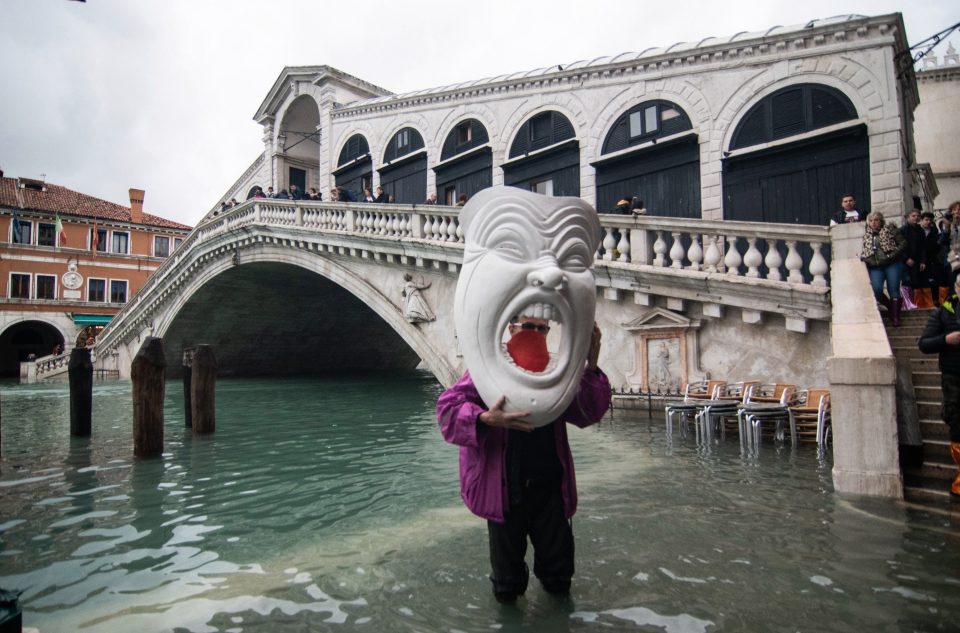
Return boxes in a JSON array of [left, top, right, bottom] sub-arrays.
[[436, 187, 610, 605], [860, 211, 906, 326], [918, 272, 960, 497]]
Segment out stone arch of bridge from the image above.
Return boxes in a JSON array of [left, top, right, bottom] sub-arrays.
[[150, 242, 458, 384]]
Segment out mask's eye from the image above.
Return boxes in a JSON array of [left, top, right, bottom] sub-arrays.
[[488, 231, 531, 260], [558, 245, 592, 272]]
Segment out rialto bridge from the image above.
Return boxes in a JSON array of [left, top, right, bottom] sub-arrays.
[[41, 197, 897, 498]]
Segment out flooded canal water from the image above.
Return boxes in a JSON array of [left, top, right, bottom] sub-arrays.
[[1, 373, 958, 632]]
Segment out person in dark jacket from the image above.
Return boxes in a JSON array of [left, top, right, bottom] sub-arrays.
[[900, 209, 925, 308], [289, 184, 304, 200], [920, 211, 947, 306], [917, 273, 960, 497], [830, 193, 867, 226], [374, 186, 388, 204]]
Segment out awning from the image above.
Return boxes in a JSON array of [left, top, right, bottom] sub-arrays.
[[73, 314, 113, 326]]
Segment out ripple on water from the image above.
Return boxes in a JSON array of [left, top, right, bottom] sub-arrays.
[[1, 378, 960, 632]]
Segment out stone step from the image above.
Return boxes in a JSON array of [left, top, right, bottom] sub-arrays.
[[921, 438, 953, 461], [911, 371, 941, 387], [919, 419, 950, 439], [889, 333, 922, 346], [918, 401, 943, 419], [908, 357, 940, 371], [893, 347, 934, 360], [915, 385, 943, 402], [904, 485, 953, 504], [903, 461, 956, 483]]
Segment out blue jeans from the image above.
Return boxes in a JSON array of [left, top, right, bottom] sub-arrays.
[[868, 262, 904, 301]]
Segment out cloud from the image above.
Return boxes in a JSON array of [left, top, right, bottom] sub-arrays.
[[0, 0, 954, 226]]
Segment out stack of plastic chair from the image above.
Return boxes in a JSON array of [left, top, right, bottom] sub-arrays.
[[790, 388, 831, 449]]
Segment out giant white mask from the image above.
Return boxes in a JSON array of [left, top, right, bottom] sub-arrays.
[[454, 187, 601, 426]]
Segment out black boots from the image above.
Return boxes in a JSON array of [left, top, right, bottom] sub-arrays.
[[890, 297, 902, 327]]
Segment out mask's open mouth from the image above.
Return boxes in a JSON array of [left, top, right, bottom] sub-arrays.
[[501, 302, 563, 375]]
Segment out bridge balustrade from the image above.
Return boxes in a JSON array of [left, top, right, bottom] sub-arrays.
[[598, 215, 830, 288], [91, 198, 834, 363]]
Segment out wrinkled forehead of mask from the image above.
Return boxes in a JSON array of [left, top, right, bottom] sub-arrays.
[[459, 187, 602, 255]]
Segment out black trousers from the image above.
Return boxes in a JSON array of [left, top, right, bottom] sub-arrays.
[[941, 373, 960, 442], [486, 481, 574, 596]]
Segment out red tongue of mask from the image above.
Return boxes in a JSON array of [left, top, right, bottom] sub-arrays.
[[506, 329, 550, 372]]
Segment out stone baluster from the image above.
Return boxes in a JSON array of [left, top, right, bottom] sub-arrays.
[[423, 215, 434, 239], [653, 231, 667, 267], [617, 229, 630, 262], [456, 218, 464, 242], [447, 216, 458, 241], [704, 235, 722, 273], [744, 238, 763, 278], [438, 216, 449, 242], [602, 228, 616, 261], [764, 239, 783, 281], [724, 236, 742, 275], [809, 242, 829, 287], [785, 240, 804, 283], [669, 232, 685, 269], [687, 235, 703, 271]]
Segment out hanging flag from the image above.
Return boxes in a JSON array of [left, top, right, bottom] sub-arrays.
[[11, 207, 22, 243], [91, 222, 99, 255], [55, 214, 67, 246]]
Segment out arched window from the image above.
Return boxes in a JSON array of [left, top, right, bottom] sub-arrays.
[[435, 119, 492, 204], [503, 111, 580, 197], [383, 127, 425, 163], [440, 119, 489, 161], [730, 84, 858, 151], [508, 111, 575, 158], [723, 84, 866, 225], [601, 100, 693, 155], [334, 134, 372, 199], [593, 101, 699, 217], [338, 134, 370, 166]]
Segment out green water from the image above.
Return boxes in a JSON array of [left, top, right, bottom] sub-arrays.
[[1, 374, 959, 632]]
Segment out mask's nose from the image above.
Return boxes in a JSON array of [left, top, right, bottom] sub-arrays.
[[527, 258, 566, 290]]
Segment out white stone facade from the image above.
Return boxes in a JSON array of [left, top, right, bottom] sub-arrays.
[[220, 13, 921, 222], [915, 44, 960, 211]]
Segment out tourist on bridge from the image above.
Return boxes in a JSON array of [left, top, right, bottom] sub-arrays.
[[918, 271, 960, 497], [289, 184, 304, 200], [374, 186, 388, 204], [830, 193, 867, 226], [860, 211, 906, 326]]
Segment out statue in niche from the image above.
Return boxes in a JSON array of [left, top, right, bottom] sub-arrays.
[[402, 273, 436, 323], [649, 338, 680, 393]]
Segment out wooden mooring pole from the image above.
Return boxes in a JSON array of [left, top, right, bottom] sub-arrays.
[[68, 347, 93, 437], [191, 344, 217, 434], [132, 337, 166, 457], [182, 346, 195, 428]]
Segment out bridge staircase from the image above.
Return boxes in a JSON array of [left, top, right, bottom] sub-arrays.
[[888, 307, 956, 503]]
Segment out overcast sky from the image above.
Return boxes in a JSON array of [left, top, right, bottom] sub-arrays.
[[1, 0, 956, 226]]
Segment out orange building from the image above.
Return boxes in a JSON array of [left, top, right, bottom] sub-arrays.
[[0, 174, 192, 377]]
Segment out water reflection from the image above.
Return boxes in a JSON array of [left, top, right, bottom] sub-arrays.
[[1, 375, 959, 632]]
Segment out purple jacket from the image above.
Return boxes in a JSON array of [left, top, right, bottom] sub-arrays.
[[436, 368, 611, 523]]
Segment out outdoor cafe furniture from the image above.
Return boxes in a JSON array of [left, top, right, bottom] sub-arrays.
[[747, 383, 797, 405], [665, 380, 727, 437], [737, 402, 798, 450], [790, 388, 832, 449]]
